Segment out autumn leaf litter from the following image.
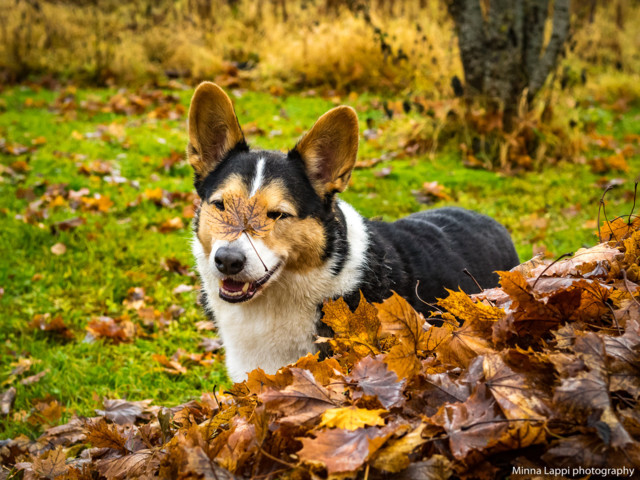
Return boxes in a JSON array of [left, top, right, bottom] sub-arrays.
[[3, 220, 640, 478]]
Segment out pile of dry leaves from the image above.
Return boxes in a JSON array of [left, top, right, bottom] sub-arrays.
[[2, 216, 640, 479]]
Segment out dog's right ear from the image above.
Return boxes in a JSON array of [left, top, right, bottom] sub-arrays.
[[187, 82, 245, 178]]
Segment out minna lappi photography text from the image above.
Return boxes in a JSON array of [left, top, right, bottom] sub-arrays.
[[513, 466, 636, 478], [2, 1, 640, 478]]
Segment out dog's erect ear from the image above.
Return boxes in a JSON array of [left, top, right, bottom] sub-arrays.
[[293, 106, 359, 197], [187, 82, 245, 177]]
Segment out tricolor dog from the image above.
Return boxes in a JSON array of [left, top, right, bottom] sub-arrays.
[[188, 82, 519, 382]]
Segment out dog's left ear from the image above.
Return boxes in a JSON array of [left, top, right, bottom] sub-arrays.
[[292, 106, 359, 197]]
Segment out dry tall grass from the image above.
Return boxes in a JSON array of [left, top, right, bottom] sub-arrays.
[[1, 0, 637, 101], [0, 0, 457, 92]]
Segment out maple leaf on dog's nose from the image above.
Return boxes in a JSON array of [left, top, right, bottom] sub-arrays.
[[208, 194, 276, 241]]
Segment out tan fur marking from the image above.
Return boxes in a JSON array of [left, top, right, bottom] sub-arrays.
[[266, 217, 327, 272]]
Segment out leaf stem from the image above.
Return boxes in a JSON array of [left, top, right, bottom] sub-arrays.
[[244, 231, 269, 272]]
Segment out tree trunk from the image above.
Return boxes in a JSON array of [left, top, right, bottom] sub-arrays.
[[447, 0, 570, 130]]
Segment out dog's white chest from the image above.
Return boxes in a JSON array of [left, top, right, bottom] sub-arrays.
[[210, 292, 320, 382]]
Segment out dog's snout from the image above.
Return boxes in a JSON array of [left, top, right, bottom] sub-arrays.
[[214, 246, 246, 275]]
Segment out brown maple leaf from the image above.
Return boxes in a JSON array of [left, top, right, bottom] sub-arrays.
[[85, 418, 128, 453], [482, 354, 550, 448], [259, 368, 344, 425], [32, 446, 69, 479], [431, 381, 507, 461], [297, 424, 397, 474], [208, 194, 276, 241], [95, 450, 156, 480], [347, 355, 406, 409]]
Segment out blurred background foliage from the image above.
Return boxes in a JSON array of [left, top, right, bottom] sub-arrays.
[[1, 0, 639, 170]]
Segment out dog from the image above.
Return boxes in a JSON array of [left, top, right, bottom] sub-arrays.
[[188, 82, 520, 382]]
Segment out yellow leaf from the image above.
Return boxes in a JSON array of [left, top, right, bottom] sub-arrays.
[[318, 406, 386, 430], [321, 294, 381, 359], [375, 292, 428, 350], [371, 424, 427, 473], [144, 187, 164, 202]]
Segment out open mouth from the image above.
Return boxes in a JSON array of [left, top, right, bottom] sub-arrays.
[[218, 263, 282, 303]]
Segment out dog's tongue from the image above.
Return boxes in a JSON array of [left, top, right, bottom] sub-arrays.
[[222, 278, 246, 292]]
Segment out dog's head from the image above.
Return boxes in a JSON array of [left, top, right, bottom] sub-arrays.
[[188, 82, 359, 303]]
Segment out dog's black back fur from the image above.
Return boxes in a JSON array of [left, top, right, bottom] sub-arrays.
[[341, 207, 519, 313]]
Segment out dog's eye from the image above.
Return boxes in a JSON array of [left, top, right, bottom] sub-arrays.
[[211, 200, 224, 211], [267, 211, 291, 220]]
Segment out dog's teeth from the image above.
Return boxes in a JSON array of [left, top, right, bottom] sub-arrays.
[[218, 279, 224, 287], [242, 283, 250, 293]]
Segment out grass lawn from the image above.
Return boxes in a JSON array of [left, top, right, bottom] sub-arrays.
[[1, 85, 638, 439]]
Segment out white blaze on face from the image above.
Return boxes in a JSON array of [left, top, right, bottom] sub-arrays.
[[249, 157, 265, 198]]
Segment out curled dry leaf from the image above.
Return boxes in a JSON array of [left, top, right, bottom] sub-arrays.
[[95, 398, 153, 425]]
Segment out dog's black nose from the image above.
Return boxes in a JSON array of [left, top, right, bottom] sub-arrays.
[[214, 247, 246, 275]]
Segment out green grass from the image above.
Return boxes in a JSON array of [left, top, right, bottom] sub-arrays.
[[1, 85, 638, 439]]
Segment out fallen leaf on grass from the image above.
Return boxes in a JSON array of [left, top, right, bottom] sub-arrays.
[[152, 354, 187, 375], [159, 216, 185, 233], [1, 386, 16, 415], [10, 356, 36, 377], [161, 257, 192, 276], [50, 243, 66, 255], [29, 398, 64, 426], [123, 287, 146, 310], [86, 316, 136, 344], [173, 284, 195, 294], [412, 181, 452, 204], [200, 337, 223, 352], [20, 369, 49, 386], [195, 320, 216, 331], [50, 216, 85, 234], [30, 314, 74, 339]]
